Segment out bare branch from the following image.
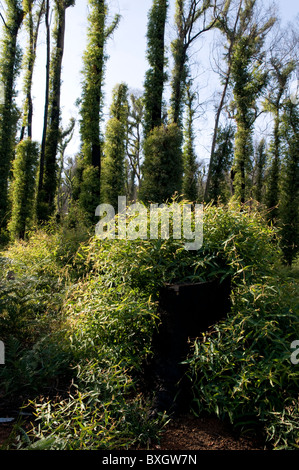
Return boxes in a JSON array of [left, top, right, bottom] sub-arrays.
[[0, 11, 7, 28]]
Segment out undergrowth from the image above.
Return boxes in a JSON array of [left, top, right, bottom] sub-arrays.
[[0, 202, 298, 449], [186, 274, 299, 449]]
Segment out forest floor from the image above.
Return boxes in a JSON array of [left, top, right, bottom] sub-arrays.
[[151, 412, 267, 451], [0, 402, 267, 451]]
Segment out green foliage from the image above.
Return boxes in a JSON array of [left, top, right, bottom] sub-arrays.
[[37, 0, 74, 222], [206, 124, 234, 203], [143, 0, 168, 137], [1, 0, 297, 450], [264, 58, 295, 221], [182, 81, 199, 202], [230, 12, 274, 203], [253, 138, 267, 204], [0, 214, 90, 397], [169, 0, 192, 126], [8, 139, 39, 239], [186, 274, 299, 449], [0, 226, 169, 449], [2, 203, 297, 449], [139, 123, 183, 204], [23, 363, 166, 450], [0, 232, 71, 394], [102, 83, 129, 208], [102, 118, 126, 206], [0, 0, 24, 230], [15, 202, 278, 448], [0, 334, 71, 396], [0, 230, 61, 280], [279, 100, 299, 266], [74, 161, 101, 224], [76, 0, 120, 220], [79, 0, 106, 168], [169, 32, 187, 126], [20, 0, 44, 140], [265, 136, 280, 221]]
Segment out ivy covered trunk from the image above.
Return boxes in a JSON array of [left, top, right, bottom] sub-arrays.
[[8, 139, 39, 239], [37, 0, 72, 222], [0, 1, 23, 233], [74, 0, 120, 222], [143, 0, 168, 138]]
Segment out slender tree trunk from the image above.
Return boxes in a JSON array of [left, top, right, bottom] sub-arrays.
[[170, 43, 188, 126], [37, 0, 69, 221], [143, 0, 168, 137], [20, 0, 44, 142], [265, 87, 284, 221], [169, 0, 217, 127], [0, 3, 24, 230], [38, 0, 50, 194], [204, 67, 230, 201], [76, 0, 120, 220], [266, 109, 280, 217], [205, 1, 242, 202]]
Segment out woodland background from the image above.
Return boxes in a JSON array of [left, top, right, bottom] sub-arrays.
[[0, 0, 298, 451]]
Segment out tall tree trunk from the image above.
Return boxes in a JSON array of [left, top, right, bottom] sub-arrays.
[[204, 67, 230, 201], [0, 2, 24, 231], [20, 0, 45, 141], [204, 0, 242, 202], [143, 0, 168, 137], [38, 0, 50, 195], [265, 57, 295, 221], [75, 0, 120, 221], [37, 0, 71, 221], [266, 108, 280, 219], [169, 0, 217, 128]]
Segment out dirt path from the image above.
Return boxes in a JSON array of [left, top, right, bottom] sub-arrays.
[[153, 413, 266, 451]]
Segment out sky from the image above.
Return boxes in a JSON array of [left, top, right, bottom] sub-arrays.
[[8, 0, 299, 161]]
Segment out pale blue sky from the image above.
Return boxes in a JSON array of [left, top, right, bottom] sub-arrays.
[[12, 0, 299, 159]]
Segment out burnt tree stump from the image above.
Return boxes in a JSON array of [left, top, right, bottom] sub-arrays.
[[148, 276, 231, 415]]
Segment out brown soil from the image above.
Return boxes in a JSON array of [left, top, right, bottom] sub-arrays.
[[152, 413, 266, 451], [0, 422, 14, 448]]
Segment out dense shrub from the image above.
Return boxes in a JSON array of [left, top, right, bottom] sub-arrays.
[[8, 139, 39, 240], [186, 274, 299, 448], [139, 123, 183, 204], [1, 202, 297, 450], [183, 211, 299, 449], [0, 231, 72, 395]]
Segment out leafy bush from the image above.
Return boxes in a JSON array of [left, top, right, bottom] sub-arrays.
[[0, 232, 72, 396], [139, 123, 183, 204], [79, 201, 280, 295], [0, 234, 67, 346], [22, 362, 167, 450], [186, 264, 299, 449], [8, 139, 39, 240], [0, 334, 71, 396], [3, 202, 296, 450]]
